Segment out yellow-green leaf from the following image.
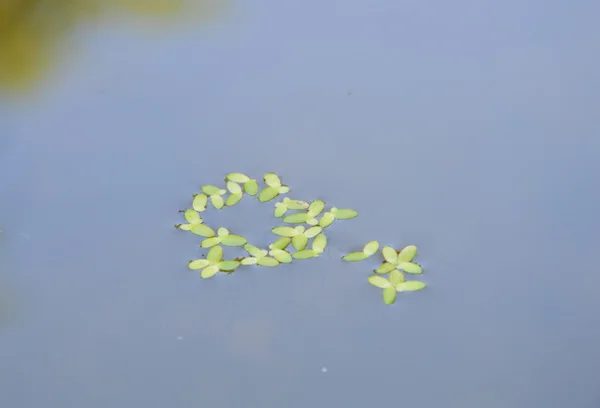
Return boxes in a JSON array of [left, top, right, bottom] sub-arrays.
[[271, 226, 299, 237], [211, 195, 225, 209], [184, 209, 201, 224], [188, 259, 210, 270], [264, 173, 282, 188], [274, 203, 288, 218], [241, 257, 257, 265], [363, 240, 379, 256], [285, 198, 309, 210], [389, 270, 405, 285], [175, 223, 192, 231], [226, 181, 242, 194], [244, 179, 259, 196], [398, 262, 423, 274], [225, 192, 243, 207], [278, 185, 290, 194], [221, 235, 247, 247], [307, 200, 325, 217], [201, 185, 222, 196], [332, 208, 358, 220], [206, 246, 223, 263], [312, 233, 327, 253], [319, 212, 335, 228], [192, 194, 208, 212], [257, 257, 280, 267], [283, 213, 309, 224], [270, 237, 291, 250], [190, 225, 215, 238], [397, 245, 417, 263], [219, 260, 241, 271], [293, 250, 318, 260], [226, 173, 250, 183], [292, 234, 308, 251], [259, 186, 279, 202], [217, 227, 229, 236], [201, 237, 221, 248], [244, 244, 263, 258], [368, 275, 391, 289], [270, 249, 292, 263], [396, 281, 427, 292], [382, 246, 398, 264], [201, 264, 220, 279], [374, 262, 396, 274], [342, 252, 368, 262], [383, 286, 397, 304], [304, 226, 322, 238]]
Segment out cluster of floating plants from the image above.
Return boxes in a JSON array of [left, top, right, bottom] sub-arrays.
[[175, 173, 427, 305]]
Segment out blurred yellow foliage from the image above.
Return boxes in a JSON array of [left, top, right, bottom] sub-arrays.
[[0, 0, 222, 93]]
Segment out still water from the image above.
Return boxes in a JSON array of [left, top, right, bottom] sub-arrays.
[[1, 1, 599, 407]]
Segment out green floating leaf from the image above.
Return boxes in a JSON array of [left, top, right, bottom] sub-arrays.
[[221, 235, 247, 247], [201, 264, 220, 279], [331, 207, 358, 220], [226, 192, 243, 207], [270, 237, 291, 250], [396, 281, 427, 292], [398, 245, 417, 263], [374, 262, 396, 274], [307, 200, 325, 217], [211, 195, 225, 209], [312, 233, 327, 253], [219, 260, 241, 272], [202, 185, 222, 196], [278, 185, 290, 194], [226, 173, 250, 183], [283, 213, 309, 224], [217, 227, 229, 236], [304, 226, 322, 238], [306, 218, 319, 226], [382, 286, 397, 304], [382, 246, 398, 264], [292, 234, 308, 251], [293, 249, 318, 260], [368, 275, 391, 289], [270, 249, 292, 263], [188, 259, 210, 270], [363, 240, 379, 256], [244, 180, 259, 196], [190, 225, 215, 238], [342, 252, 368, 262], [201, 237, 221, 248], [226, 181, 242, 194], [183, 209, 202, 224], [259, 186, 279, 202], [206, 246, 223, 263], [285, 198, 309, 210], [241, 257, 257, 265], [398, 262, 423, 274], [257, 257, 280, 267], [244, 244, 264, 258], [389, 270, 405, 285], [175, 224, 192, 231], [192, 194, 208, 212], [264, 173, 282, 188], [319, 212, 335, 228], [274, 202, 288, 218], [271, 226, 298, 237]]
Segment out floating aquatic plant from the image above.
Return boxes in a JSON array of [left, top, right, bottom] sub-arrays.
[[176, 172, 428, 306]]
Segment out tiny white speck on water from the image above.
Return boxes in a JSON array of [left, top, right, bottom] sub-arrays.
[[321, 367, 327, 373]]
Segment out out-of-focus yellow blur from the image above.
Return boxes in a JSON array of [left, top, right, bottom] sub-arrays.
[[0, 0, 224, 93]]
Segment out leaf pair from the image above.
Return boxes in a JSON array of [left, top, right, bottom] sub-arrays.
[[342, 240, 380, 262], [368, 271, 426, 304], [378, 245, 422, 274], [175, 209, 216, 237], [271, 225, 322, 251], [274, 197, 310, 218], [201, 185, 227, 209], [259, 173, 290, 202], [200, 227, 247, 248], [188, 246, 241, 278], [240, 244, 280, 266]]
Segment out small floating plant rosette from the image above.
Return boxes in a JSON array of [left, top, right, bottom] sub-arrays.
[[175, 172, 428, 305]]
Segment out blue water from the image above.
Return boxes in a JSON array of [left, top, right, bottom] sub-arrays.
[[1, 1, 599, 407]]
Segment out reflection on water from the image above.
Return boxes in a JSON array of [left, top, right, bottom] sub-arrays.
[[0, 0, 223, 93]]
